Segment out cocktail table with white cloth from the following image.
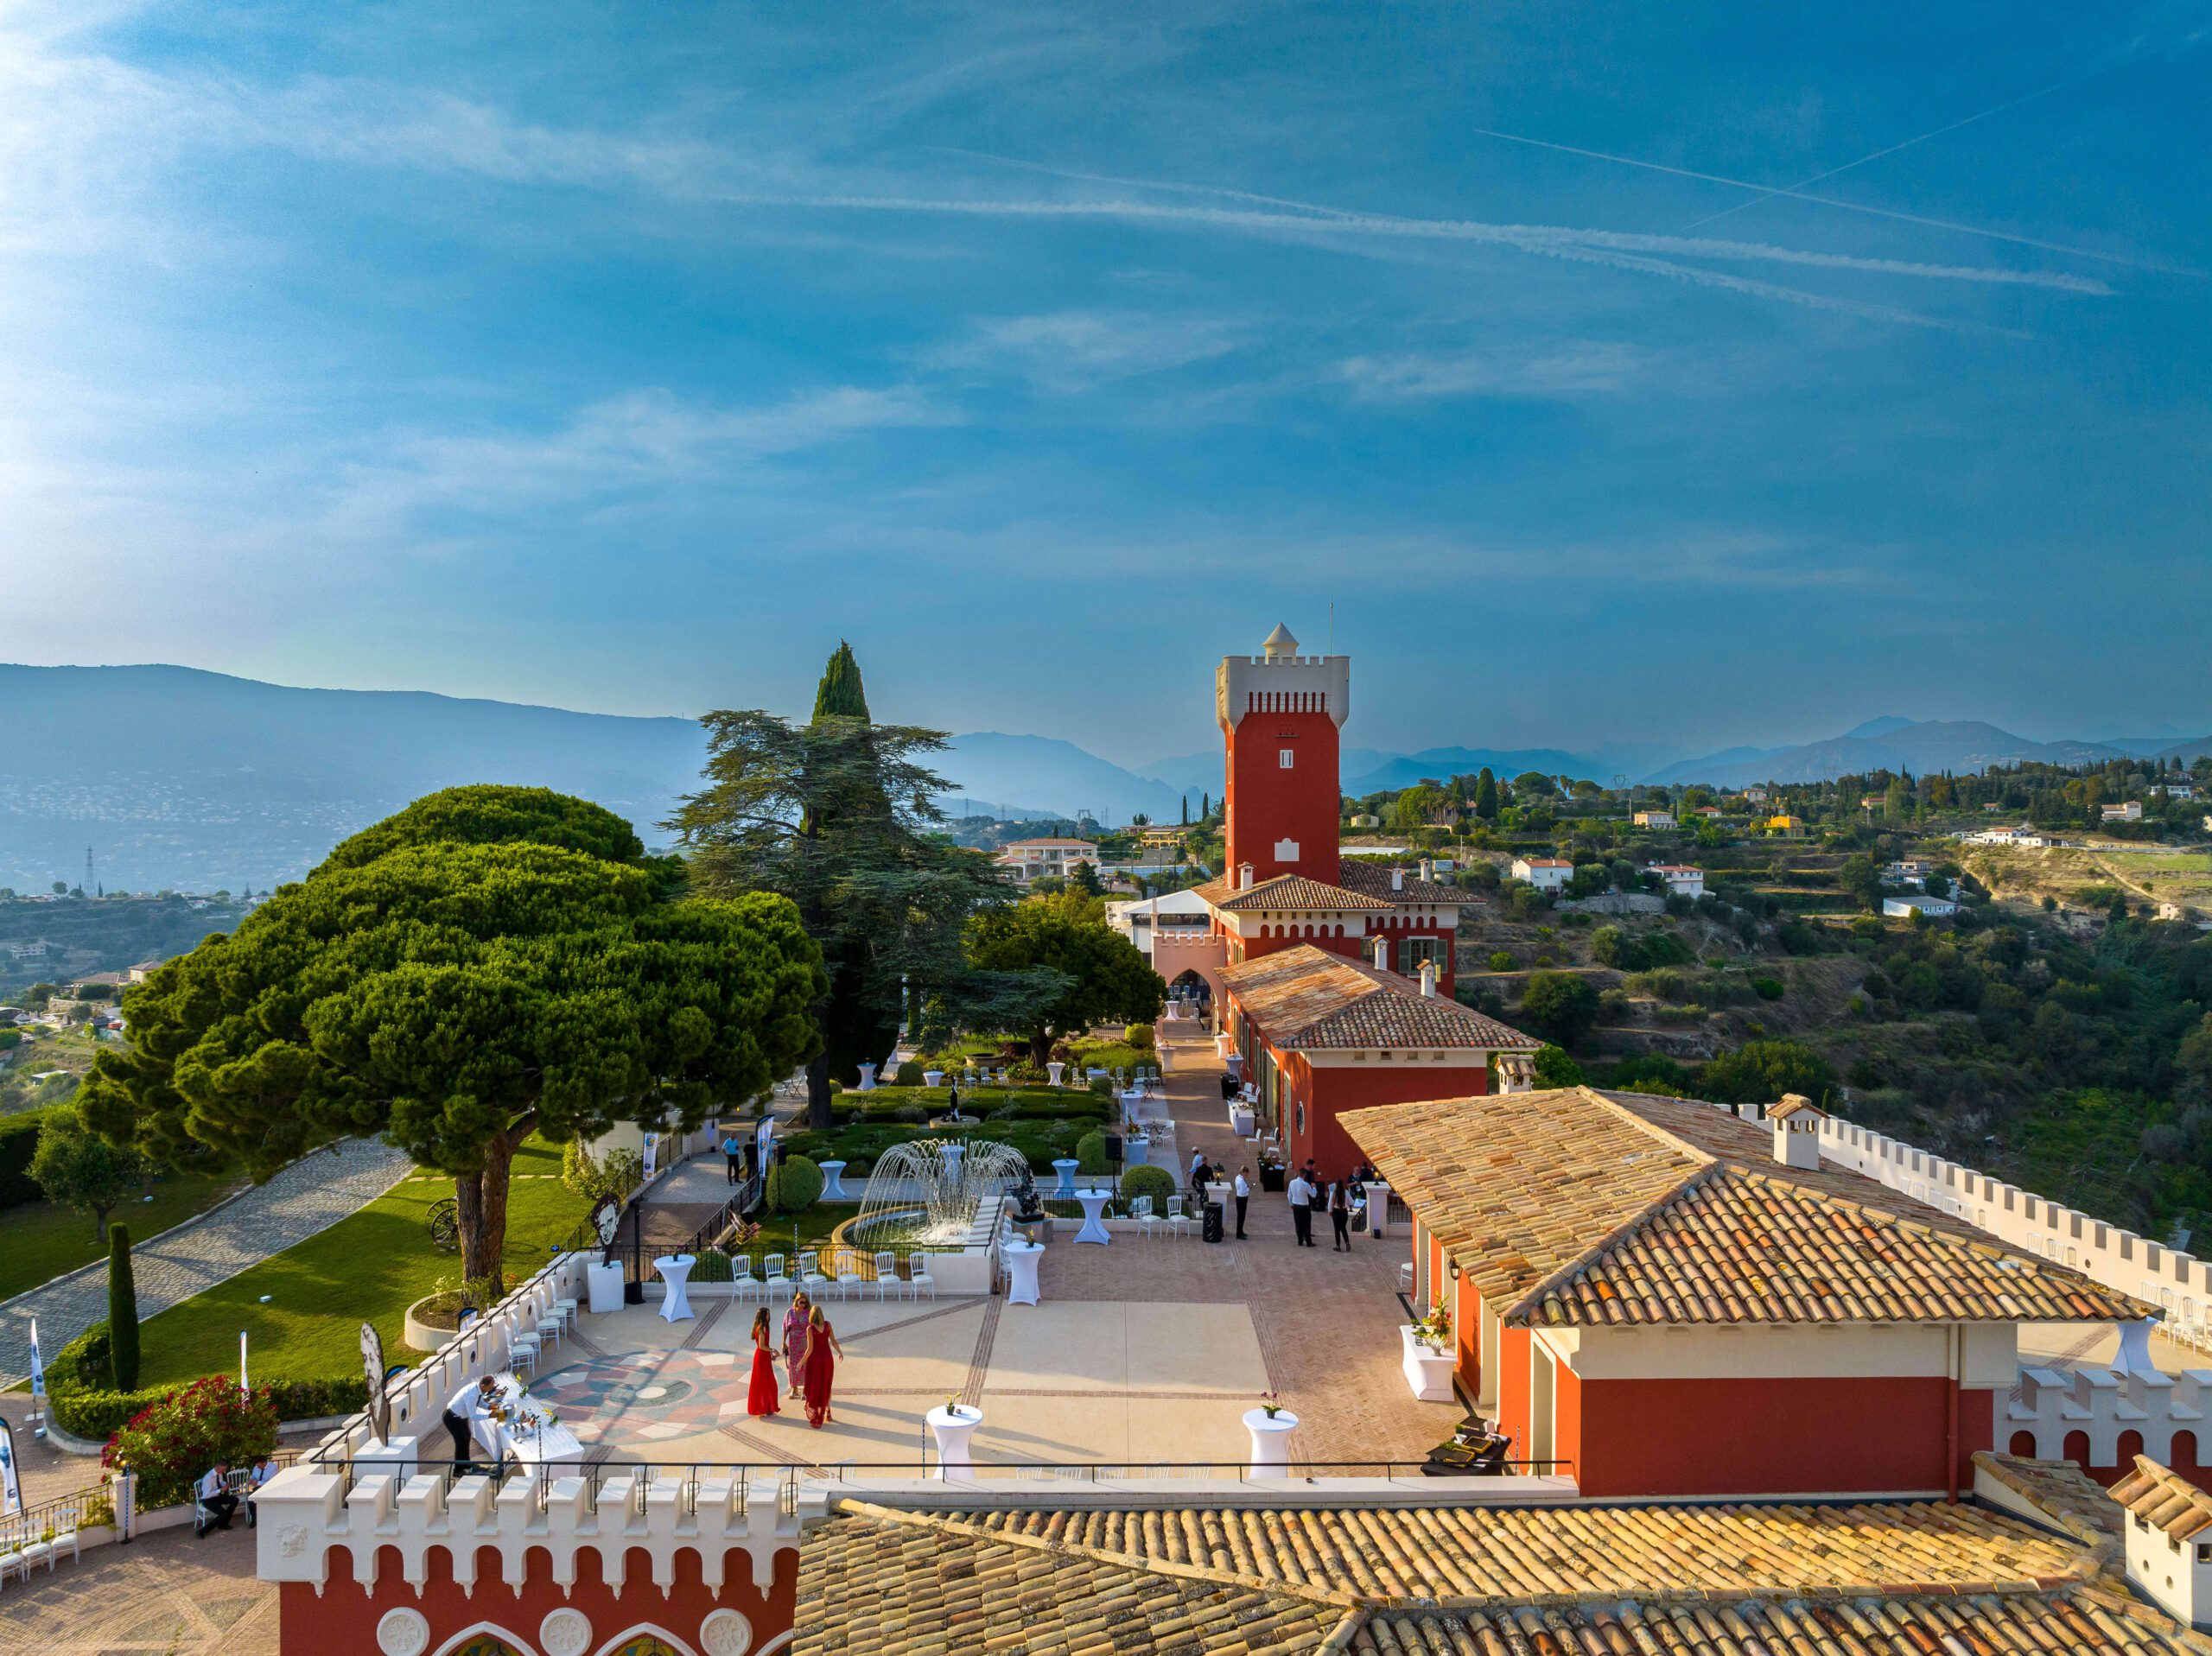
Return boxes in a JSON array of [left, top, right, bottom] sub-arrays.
[[1001, 1239, 1044, 1305], [1071, 1188, 1113, 1245], [655, 1253, 696, 1323], [472, 1373, 584, 1466], [926, 1402, 982, 1477]]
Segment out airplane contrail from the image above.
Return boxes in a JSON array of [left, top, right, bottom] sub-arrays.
[[1462, 126, 2190, 275], [1680, 62, 2127, 232]]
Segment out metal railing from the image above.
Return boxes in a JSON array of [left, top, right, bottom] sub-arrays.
[[0, 1482, 115, 1554], [330, 1455, 1573, 1514]]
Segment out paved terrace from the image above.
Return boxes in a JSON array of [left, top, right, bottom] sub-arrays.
[[524, 1026, 1455, 1471]]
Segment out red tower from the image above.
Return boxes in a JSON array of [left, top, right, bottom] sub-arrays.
[[1217, 624, 1350, 886]]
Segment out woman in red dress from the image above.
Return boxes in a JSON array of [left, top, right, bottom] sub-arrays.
[[802, 1304, 844, 1428], [745, 1308, 780, 1418]]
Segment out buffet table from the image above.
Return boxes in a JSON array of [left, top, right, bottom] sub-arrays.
[[472, 1372, 584, 1466]]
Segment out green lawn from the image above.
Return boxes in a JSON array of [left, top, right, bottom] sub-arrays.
[[0, 1171, 244, 1304], [134, 1137, 590, 1388]]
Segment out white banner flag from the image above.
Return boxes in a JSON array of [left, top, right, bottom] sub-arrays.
[[0, 1418, 20, 1519], [28, 1318, 45, 1405], [640, 1132, 659, 1183]]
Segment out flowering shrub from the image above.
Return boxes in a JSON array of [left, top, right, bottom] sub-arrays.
[[103, 1377, 279, 1509]]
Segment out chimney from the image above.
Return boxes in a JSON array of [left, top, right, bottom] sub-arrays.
[[1420, 961, 1438, 998], [2116, 1457, 2212, 1630], [1495, 1053, 1536, 1094], [1391, 866, 1404, 892], [1238, 861, 1255, 891], [1418, 857, 1433, 883], [1770, 1093, 1824, 1171]]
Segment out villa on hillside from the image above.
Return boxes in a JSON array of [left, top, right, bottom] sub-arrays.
[[990, 837, 1098, 884], [1509, 855, 1572, 892]]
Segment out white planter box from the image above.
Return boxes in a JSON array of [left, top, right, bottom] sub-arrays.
[[1401, 1323, 1456, 1403]]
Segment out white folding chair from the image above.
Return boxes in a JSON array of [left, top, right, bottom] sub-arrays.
[[0, 1545, 27, 1583], [761, 1253, 790, 1297], [1130, 1195, 1158, 1240], [1166, 1195, 1192, 1241], [536, 1305, 565, 1351], [16, 1539, 50, 1577], [507, 1332, 538, 1377], [552, 1295, 580, 1331], [798, 1250, 832, 1296], [872, 1251, 906, 1300], [47, 1529, 79, 1569], [835, 1251, 866, 1302], [727, 1253, 755, 1300], [907, 1257, 937, 1300]]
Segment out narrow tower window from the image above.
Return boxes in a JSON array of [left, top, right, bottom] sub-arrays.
[[1279, 748, 1294, 768]]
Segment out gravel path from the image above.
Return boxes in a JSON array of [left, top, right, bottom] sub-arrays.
[[0, 1138, 414, 1385]]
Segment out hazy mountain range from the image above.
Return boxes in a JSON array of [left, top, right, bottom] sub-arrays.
[[2, 666, 2204, 891]]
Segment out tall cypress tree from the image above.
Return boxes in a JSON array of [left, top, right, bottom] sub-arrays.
[[811, 641, 871, 722], [108, 1222, 140, 1390]]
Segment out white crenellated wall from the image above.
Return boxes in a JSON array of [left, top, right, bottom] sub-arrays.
[[254, 1461, 824, 1595], [1816, 1116, 2212, 1342], [2003, 1364, 2212, 1467]]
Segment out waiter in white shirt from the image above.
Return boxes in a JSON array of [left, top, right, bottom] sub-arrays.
[[195, 1462, 238, 1532], [1287, 1171, 1316, 1247], [443, 1375, 499, 1470], [1231, 1166, 1250, 1240]]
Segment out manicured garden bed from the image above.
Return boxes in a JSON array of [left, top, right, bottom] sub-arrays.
[[785, 1083, 1115, 1175]]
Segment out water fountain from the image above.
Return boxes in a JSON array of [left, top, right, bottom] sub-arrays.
[[849, 1139, 1033, 1249]]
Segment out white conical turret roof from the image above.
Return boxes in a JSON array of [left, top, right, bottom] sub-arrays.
[[1262, 623, 1299, 659]]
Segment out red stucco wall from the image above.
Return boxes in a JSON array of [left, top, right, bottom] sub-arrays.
[[1225, 708, 1340, 886], [1286, 1060, 1491, 1177], [284, 1540, 796, 1656], [1568, 1376, 1998, 1499]]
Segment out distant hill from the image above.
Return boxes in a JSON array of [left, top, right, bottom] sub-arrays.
[[0, 664, 712, 892], [0, 667, 1205, 891], [932, 733, 1192, 825], [1343, 746, 1611, 794], [1643, 719, 2195, 788]]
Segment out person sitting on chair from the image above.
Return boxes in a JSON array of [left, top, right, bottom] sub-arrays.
[[195, 1462, 239, 1534], [244, 1454, 276, 1527]]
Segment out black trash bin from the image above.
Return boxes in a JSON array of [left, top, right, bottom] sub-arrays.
[[1203, 1201, 1225, 1244]]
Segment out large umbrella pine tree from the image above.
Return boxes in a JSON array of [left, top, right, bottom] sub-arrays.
[[78, 786, 823, 1285]]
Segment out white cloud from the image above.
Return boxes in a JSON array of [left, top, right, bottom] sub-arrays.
[[1337, 342, 1651, 401], [919, 309, 1249, 392]]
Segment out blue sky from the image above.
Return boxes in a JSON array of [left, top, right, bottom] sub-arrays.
[[3, 2, 2208, 767]]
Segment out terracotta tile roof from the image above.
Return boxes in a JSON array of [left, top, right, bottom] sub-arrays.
[[2113, 1456, 2212, 1544], [950, 1495, 2087, 1602], [1350, 1589, 2203, 1656], [1344, 1087, 2149, 1328], [1337, 862, 1467, 906], [842, 1497, 2200, 1656], [1974, 1451, 2126, 1548], [1220, 946, 1538, 1052], [795, 1501, 1354, 1656], [1212, 873, 1395, 913]]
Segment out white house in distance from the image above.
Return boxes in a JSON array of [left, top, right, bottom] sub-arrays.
[[1649, 863, 1704, 898], [1105, 887, 1213, 960], [2103, 801, 2145, 822], [1510, 855, 1573, 893], [1885, 893, 1960, 919], [1966, 824, 2046, 847], [1632, 809, 1675, 829], [991, 837, 1099, 884], [1884, 859, 1933, 886]]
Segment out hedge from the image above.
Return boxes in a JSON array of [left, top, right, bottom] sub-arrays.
[[1119, 1164, 1176, 1209], [48, 1318, 365, 1442], [0, 1107, 54, 1209], [766, 1154, 823, 1215]]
